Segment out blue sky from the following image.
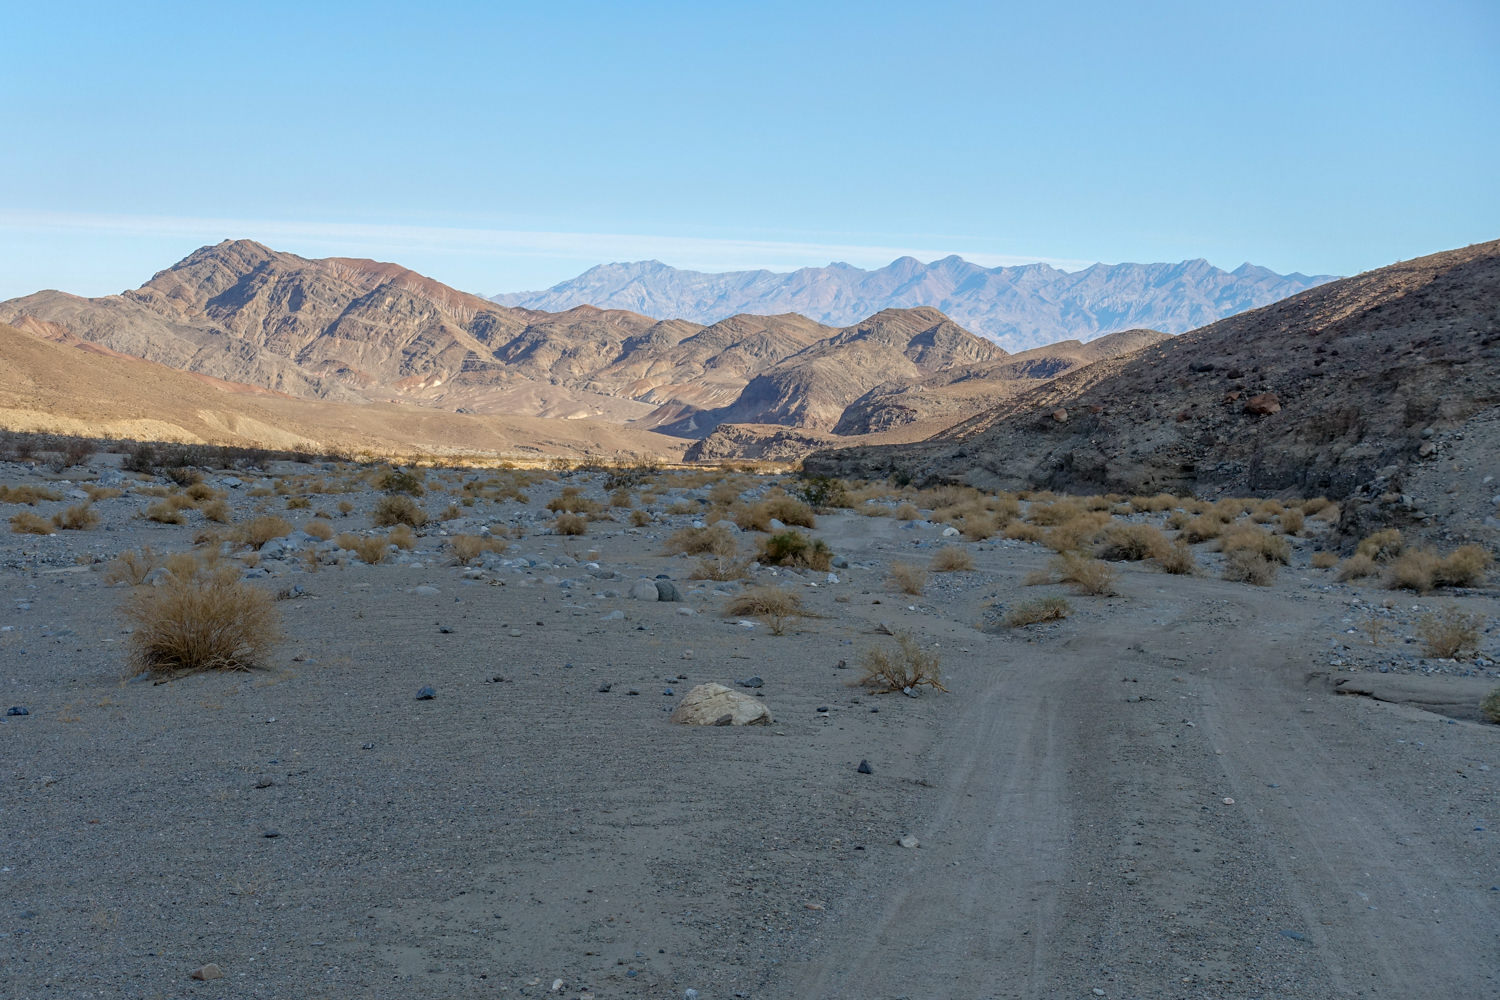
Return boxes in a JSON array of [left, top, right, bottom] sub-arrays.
[[2, 0, 1495, 300]]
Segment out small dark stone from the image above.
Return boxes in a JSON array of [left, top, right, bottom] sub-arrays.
[[713, 714, 734, 726], [857, 759, 873, 775], [18, 909, 37, 919], [870, 707, 879, 713], [6, 706, 29, 716], [438, 626, 453, 634], [598, 683, 613, 693], [626, 689, 640, 696], [663, 688, 674, 696], [816, 706, 829, 713], [1279, 930, 1307, 942], [416, 686, 436, 700], [737, 676, 764, 689], [362, 743, 375, 750], [263, 830, 280, 839]]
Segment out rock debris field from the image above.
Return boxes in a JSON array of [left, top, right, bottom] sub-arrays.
[[2, 454, 1498, 999]]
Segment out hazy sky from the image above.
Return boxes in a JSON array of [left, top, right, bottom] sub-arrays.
[[3, 0, 1495, 300]]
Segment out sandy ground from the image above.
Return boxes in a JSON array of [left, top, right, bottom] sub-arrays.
[[2, 460, 1498, 999]]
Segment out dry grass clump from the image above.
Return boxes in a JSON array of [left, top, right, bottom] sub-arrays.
[[0, 484, 63, 504], [957, 512, 1000, 541], [85, 485, 123, 502], [1179, 515, 1226, 544], [858, 631, 946, 693], [893, 502, 920, 521], [930, 547, 975, 572], [239, 515, 292, 550], [303, 519, 335, 541], [144, 501, 186, 525], [373, 494, 427, 528], [10, 511, 53, 534], [1097, 523, 1169, 562], [629, 508, 652, 527], [723, 585, 805, 635], [183, 483, 218, 502], [1222, 550, 1279, 586], [200, 499, 233, 524], [888, 562, 927, 595], [1153, 540, 1197, 575], [864, 632, 942, 695], [1003, 521, 1046, 544], [547, 486, 601, 515], [1417, 606, 1484, 659], [51, 503, 98, 530], [689, 555, 751, 581], [122, 565, 279, 676], [337, 500, 355, 517], [449, 534, 508, 565], [1278, 509, 1305, 535], [663, 523, 739, 558], [1310, 550, 1339, 569], [1026, 500, 1086, 526], [1130, 493, 1180, 513], [1219, 525, 1291, 565], [553, 512, 588, 535], [734, 494, 816, 532], [1436, 545, 1492, 587], [1052, 552, 1118, 596], [1004, 596, 1071, 627], [1301, 496, 1334, 515], [1336, 553, 1378, 581], [346, 534, 389, 564], [1481, 687, 1500, 724], [756, 530, 832, 571], [1356, 529, 1403, 561], [104, 547, 161, 585], [1043, 512, 1110, 553], [387, 523, 416, 550]]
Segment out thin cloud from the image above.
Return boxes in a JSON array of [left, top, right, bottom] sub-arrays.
[[0, 211, 1092, 275]]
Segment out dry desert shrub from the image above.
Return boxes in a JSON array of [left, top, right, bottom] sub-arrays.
[[10, 511, 52, 534], [1481, 687, 1500, 724], [930, 547, 975, 572], [1356, 529, 1403, 561], [689, 555, 751, 581], [1336, 553, 1378, 581], [1180, 515, 1225, 544], [1130, 493, 1180, 513], [1278, 508, 1305, 535], [1097, 523, 1169, 562], [122, 566, 279, 676], [164, 551, 202, 581], [888, 562, 927, 595], [285, 495, 312, 511], [1003, 521, 1046, 544], [1436, 545, 1492, 587], [373, 494, 427, 528], [756, 529, 832, 571], [735, 495, 816, 532], [240, 515, 292, 550], [959, 512, 1000, 541], [1310, 550, 1339, 569], [723, 585, 805, 635], [894, 502, 920, 521], [51, 503, 98, 530], [337, 500, 355, 517], [0, 485, 63, 505], [546, 486, 601, 515], [85, 485, 123, 502], [1417, 606, 1483, 659], [387, 523, 416, 550], [1053, 552, 1118, 596], [349, 534, 389, 564], [449, 534, 507, 565], [630, 508, 652, 527], [1385, 549, 1441, 593], [1027, 500, 1086, 526], [144, 501, 185, 525], [1163, 510, 1192, 531], [1153, 540, 1197, 575], [200, 499, 233, 524], [553, 512, 588, 535], [1219, 525, 1291, 565], [183, 482, 219, 503], [374, 466, 425, 496], [1222, 549, 1279, 586], [105, 547, 160, 585], [609, 487, 634, 509], [663, 523, 739, 557], [303, 519, 335, 541], [1301, 496, 1334, 515], [858, 631, 946, 693], [1004, 596, 1071, 628], [1043, 513, 1111, 553]]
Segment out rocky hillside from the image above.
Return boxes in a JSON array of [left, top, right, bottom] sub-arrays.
[[492, 256, 1336, 351], [806, 240, 1500, 542], [1, 241, 1168, 459]]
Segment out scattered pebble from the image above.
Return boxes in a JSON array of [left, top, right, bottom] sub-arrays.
[[416, 686, 436, 700], [190, 964, 224, 981], [857, 759, 873, 774]]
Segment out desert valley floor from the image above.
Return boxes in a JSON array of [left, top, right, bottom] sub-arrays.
[[2, 456, 1497, 999]]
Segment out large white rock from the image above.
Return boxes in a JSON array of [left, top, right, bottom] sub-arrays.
[[669, 683, 773, 726]]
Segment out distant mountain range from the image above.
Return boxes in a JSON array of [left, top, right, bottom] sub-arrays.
[[491, 256, 1337, 352]]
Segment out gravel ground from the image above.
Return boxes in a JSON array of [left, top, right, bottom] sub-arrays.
[[3, 457, 1498, 998]]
